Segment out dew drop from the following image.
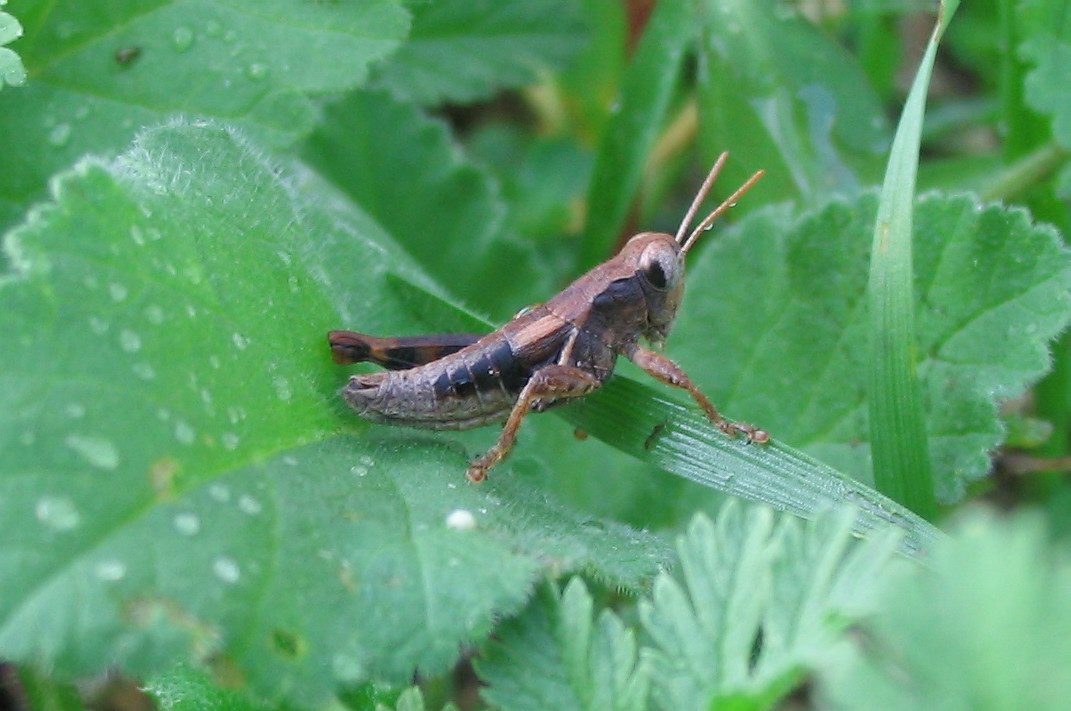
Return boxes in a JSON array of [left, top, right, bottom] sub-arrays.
[[358, 454, 375, 467], [89, 316, 109, 335], [221, 432, 240, 450], [331, 653, 365, 682], [130, 225, 145, 246], [213, 556, 240, 584], [173, 512, 201, 535], [109, 282, 128, 302], [119, 329, 142, 353], [133, 363, 156, 380], [174, 420, 195, 445], [282, 455, 299, 466], [209, 483, 231, 502], [36, 496, 80, 531], [48, 123, 71, 147], [144, 305, 164, 324], [95, 559, 127, 581], [446, 509, 477, 530], [238, 494, 261, 515], [209, 355, 222, 370], [273, 376, 292, 402], [246, 62, 268, 80], [65, 402, 86, 419], [172, 26, 194, 52], [349, 465, 368, 477], [232, 332, 250, 350], [65, 434, 120, 470]]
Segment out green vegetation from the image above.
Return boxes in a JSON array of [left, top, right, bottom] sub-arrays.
[[2, 1, 1070, 709]]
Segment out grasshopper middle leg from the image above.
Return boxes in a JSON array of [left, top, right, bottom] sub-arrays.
[[624, 343, 769, 443], [467, 364, 601, 482]]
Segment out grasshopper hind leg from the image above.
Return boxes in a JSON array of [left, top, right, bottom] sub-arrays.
[[328, 330, 483, 370]]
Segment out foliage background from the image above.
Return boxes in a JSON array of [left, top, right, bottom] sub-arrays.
[[1, 0, 1070, 710]]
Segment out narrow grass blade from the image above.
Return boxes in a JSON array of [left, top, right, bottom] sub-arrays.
[[866, 2, 959, 519]]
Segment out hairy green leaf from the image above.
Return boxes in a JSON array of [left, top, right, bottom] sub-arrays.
[[0, 0, 409, 229], [0, 123, 668, 703], [640, 504, 902, 711], [696, 0, 890, 205], [1019, 0, 1071, 149], [477, 579, 649, 711], [371, 0, 585, 105], [301, 90, 550, 321], [0, 0, 26, 89], [819, 508, 1071, 710], [671, 194, 1071, 502]]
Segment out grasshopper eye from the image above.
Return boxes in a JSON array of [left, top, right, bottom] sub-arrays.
[[638, 243, 678, 291]]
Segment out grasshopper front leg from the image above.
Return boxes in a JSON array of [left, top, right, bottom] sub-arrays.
[[624, 343, 769, 443], [467, 365, 601, 482]]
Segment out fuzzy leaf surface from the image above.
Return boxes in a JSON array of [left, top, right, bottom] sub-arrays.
[[671, 194, 1071, 501], [820, 509, 1071, 711], [0, 123, 668, 704], [0, 0, 409, 229], [639, 504, 901, 711], [477, 579, 649, 711], [371, 0, 585, 105], [696, 0, 889, 205], [300, 90, 550, 321]]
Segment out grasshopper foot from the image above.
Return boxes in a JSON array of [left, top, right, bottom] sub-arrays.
[[717, 420, 770, 444]]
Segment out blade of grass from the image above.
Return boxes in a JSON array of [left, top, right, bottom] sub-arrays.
[[867, 1, 960, 519], [580, 0, 692, 268], [563, 377, 943, 558]]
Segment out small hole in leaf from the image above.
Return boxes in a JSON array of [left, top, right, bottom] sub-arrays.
[[271, 629, 306, 659]]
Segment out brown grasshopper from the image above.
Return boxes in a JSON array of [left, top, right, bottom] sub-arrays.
[[328, 153, 768, 482]]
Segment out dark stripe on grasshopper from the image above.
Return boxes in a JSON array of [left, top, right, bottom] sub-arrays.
[[471, 340, 528, 394], [328, 330, 482, 370], [433, 367, 478, 400]]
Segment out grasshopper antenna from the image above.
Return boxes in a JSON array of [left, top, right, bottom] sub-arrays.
[[679, 163, 765, 256], [675, 151, 729, 244]]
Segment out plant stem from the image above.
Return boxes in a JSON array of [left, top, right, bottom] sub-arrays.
[[980, 142, 1069, 202]]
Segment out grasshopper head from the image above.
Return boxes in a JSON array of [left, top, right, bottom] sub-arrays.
[[624, 232, 686, 347], [636, 153, 764, 347]]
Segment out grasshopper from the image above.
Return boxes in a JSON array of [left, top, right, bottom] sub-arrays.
[[329, 153, 768, 482]]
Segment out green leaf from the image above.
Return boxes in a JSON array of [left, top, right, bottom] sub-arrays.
[[145, 665, 275, 711], [819, 508, 1071, 710], [0, 1, 26, 89], [696, 0, 890, 206], [0, 0, 409, 229], [669, 194, 1071, 503], [866, 5, 958, 517], [639, 504, 902, 711], [579, 0, 693, 268], [561, 376, 939, 556], [371, 0, 586, 105], [477, 579, 649, 711], [0, 122, 668, 703], [8, 664, 86, 711], [1018, 0, 1071, 150], [300, 90, 550, 321]]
